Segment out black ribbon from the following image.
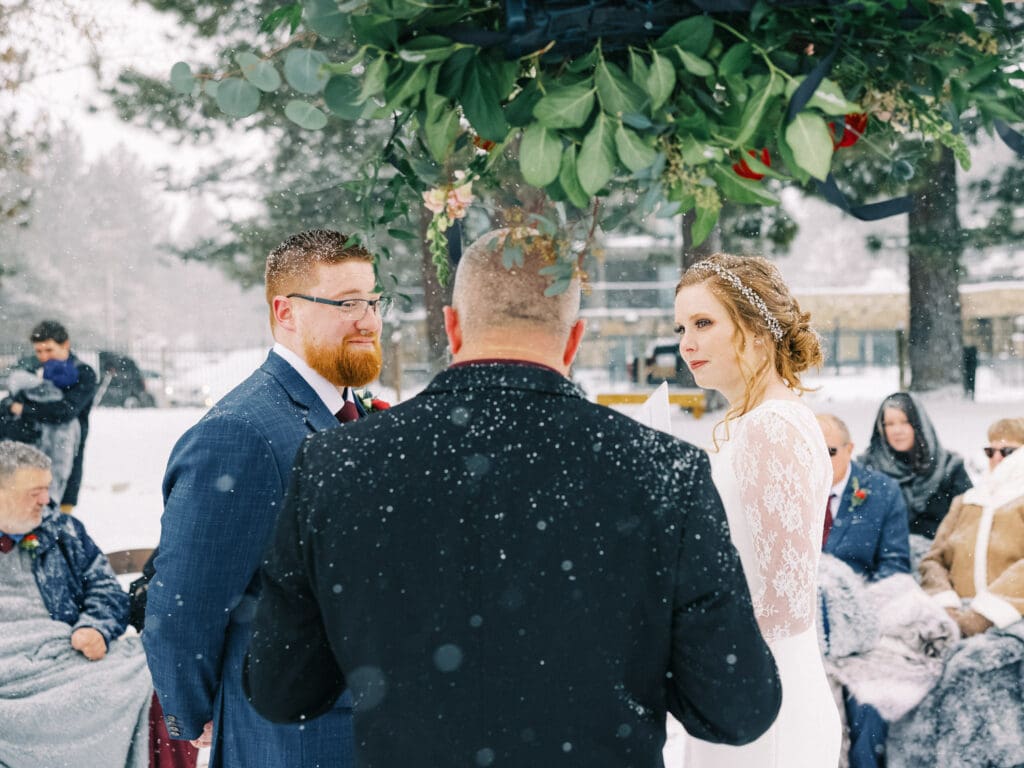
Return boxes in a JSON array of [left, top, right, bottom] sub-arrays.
[[995, 119, 1024, 158]]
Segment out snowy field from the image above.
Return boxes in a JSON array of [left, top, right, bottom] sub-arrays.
[[75, 362, 1024, 554]]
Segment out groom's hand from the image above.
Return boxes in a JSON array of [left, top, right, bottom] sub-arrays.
[[955, 609, 993, 637]]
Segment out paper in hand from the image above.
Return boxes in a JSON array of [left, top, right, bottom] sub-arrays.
[[632, 381, 673, 435]]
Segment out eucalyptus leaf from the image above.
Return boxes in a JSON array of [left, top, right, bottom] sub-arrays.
[[596, 60, 647, 115], [170, 62, 196, 95], [215, 77, 261, 117], [236, 52, 282, 92], [708, 165, 779, 205], [303, 0, 350, 37], [284, 49, 329, 95], [577, 113, 616, 195], [558, 145, 591, 209], [533, 82, 595, 129], [203, 80, 219, 97], [324, 75, 364, 119], [784, 111, 834, 180], [519, 124, 563, 187], [285, 99, 329, 129], [646, 50, 676, 111], [691, 202, 720, 246], [614, 122, 657, 172]]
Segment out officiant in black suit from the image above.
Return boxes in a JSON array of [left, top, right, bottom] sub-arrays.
[[244, 227, 781, 767]]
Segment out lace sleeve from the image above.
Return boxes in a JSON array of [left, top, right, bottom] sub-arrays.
[[731, 405, 828, 641]]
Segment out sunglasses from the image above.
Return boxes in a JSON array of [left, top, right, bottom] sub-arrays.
[[983, 446, 1018, 459]]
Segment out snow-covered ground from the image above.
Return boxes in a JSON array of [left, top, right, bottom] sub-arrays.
[[75, 364, 1022, 553]]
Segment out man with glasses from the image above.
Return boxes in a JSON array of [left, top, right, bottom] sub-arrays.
[[244, 227, 782, 767], [144, 230, 384, 767]]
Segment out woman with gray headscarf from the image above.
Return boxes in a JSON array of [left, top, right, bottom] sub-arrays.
[[860, 392, 972, 540]]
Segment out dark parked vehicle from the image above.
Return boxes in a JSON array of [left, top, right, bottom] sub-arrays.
[[96, 351, 157, 408]]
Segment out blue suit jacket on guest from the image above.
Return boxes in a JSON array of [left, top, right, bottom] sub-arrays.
[[143, 351, 357, 768], [825, 460, 912, 581]]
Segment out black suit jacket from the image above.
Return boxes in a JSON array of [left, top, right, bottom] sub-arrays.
[[246, 363, 781, 767]]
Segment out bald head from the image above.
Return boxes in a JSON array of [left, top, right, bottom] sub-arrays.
[[445, 228, 585, 374]]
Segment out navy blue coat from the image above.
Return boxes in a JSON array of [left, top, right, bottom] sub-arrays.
[[824, 461, 911, 581], [27, 506, 129, 645], [143, 351, 356, 768]]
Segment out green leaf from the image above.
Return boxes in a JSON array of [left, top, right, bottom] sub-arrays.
[[691, 203, 720, 246], [236, 52, 282, 92], [324, 48, 366, 75], [614, 122, 657, 172], [359, 55, 390, 101], [732, 79, 776, 149], [303, 0, 349, 37], [460, 58, 508, 142], [680, 136, 722, 165], [519, 124, 563, 187], [350, 14, 398, 49], [324, 75, 364, 119], [215, 77, 261, 117], [504, 79, 542, 127], [629, 51, 650, 89], [785, 77, 860, 116], [676, 48, 714, 78], [655, 15, 713, 55], [533, 82, 595, 129], [398, 36, 457, 63], [577, 113, 616, 195], [558, 145, 591, 209], [260, 4, 302, 35], [170, 62, 196, 95], [647, 50, 676, 111], [423, 106, 460, 162], [284, 49, 329, 94], [596, 60, 647, 115], [784, 111, 834, 180], [718, 43, 752, 77], [381, 62, 428, 112], [203, 79, 219, 97], [284, 99, 329, 129], [387, 228, 417, 240], [708, 165, 780, 206]]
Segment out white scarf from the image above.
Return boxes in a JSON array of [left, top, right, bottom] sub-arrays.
[[961, 446, 1024, 592]]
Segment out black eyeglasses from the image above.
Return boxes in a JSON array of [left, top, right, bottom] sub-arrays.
[[983, 446, 1018, 459], [827, 447, 839, 457], [287, 293, 392, 318]]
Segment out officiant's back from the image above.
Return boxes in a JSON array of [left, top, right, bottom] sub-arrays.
[[245, 226, 783, 768]]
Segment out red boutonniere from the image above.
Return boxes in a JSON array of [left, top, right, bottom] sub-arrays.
[[20, 533, 40, 558], [850, 477, 870, 508], [356, 390, 391, 413]]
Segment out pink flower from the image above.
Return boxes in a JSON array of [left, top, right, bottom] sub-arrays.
[[422, 187, 447, 215]]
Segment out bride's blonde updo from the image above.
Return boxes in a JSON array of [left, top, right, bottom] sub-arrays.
[[676, 253, 823, 427]]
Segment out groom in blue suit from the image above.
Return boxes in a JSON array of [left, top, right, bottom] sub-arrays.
[[818, 413, 911, 768], [144, 230, 386, 767]]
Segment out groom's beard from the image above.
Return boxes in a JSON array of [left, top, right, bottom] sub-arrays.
[[304, 334, 383, 388]]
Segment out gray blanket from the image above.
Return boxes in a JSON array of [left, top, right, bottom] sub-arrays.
[[0, 549, 151, 768]]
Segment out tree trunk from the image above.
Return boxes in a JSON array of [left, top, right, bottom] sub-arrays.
[[420, 207, 453, 374], [906, 146, 965, 391]]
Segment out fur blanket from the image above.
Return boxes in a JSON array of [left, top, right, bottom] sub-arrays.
[[887, 621, 1024, 768], [818, 557, 959, 721]]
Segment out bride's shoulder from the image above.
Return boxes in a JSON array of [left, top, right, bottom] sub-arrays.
[[737, 399, 819, 441]]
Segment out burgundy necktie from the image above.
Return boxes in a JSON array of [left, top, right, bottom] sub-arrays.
[[822, 493, 836, 548], [336, 400, 359, 423], [0, 535, 15, 554]]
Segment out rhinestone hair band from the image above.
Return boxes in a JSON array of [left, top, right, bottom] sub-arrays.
[[689, 260, 785, 342]]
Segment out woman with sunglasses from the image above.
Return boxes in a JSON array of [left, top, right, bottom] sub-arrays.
[[860, 392, 972, 540], [888, 417, 1024, 768]]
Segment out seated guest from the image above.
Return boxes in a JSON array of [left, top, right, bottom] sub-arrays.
[[0, 440, 193, 768], [819, 413, 912, 581], [818, 413, 912, 768], [860, 392, 971, 541], [887, 418, 1024, 768]]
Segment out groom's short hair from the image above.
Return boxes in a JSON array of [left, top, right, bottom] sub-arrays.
[[452, 227, 581, 338]]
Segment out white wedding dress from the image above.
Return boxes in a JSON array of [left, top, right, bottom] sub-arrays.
[[680, 399, 841, 768]]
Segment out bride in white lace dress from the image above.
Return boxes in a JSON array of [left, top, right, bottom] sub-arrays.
[[672, 254, 841, 768]]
